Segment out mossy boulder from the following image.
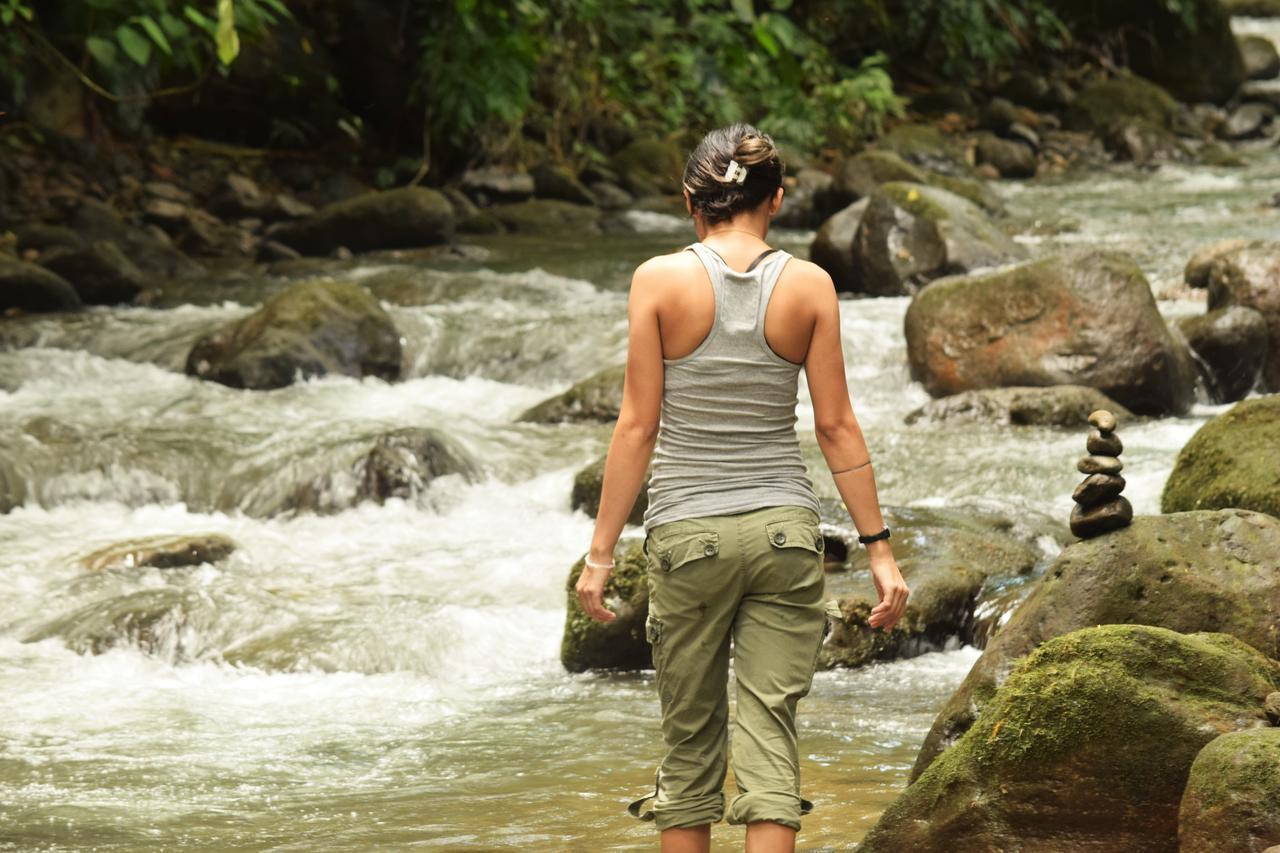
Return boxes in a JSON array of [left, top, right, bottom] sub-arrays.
[[69, 199, 203, 278], [609, 136, 686, 198], [838, 149, 1002, 215], [1162, 396, 1280, 518], [561, 537, 652, 672], [1176, 306, 1269, 403], [849, 182, 1026, 296], [809, 199, 869, 293], [488, 199, 603, 235], [904, 250, 1197, 415], [911, 510, 1280, 783], [39, 240, 145, 305], [879, 124, 975, 178], [817, 501, 1067, 669], [861, 624, 1280, 852], [519, 365, 625, 423], [1206, 242, 1280, 391], [185, 279, 403, 389], [0, 258, 81, 312], [904, 385, 1133, 426], [1065, 74, 1180, 132], [571, 453, 649, 526], [272, 187, 454, 256], [1179, 728, 1280, 852]]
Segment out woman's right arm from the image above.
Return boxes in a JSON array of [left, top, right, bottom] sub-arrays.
[[801, 264, 910, 632]]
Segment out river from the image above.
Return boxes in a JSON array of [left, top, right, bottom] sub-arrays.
[[2, 21, 1279, 850]]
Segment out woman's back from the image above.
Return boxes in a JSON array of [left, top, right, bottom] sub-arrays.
[[642, 241, 820, 532]]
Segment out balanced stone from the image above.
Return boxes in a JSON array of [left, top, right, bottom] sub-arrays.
[[1078, 454, 1124, 476], [1073, 474, 1126, 508], [1070, 496, 1133, 538], [1086, 429, 1123, 456], [1088, 409, 1117, 433]]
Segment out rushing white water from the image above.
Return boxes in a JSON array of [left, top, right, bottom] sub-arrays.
[[2, 106, 1279, 848]]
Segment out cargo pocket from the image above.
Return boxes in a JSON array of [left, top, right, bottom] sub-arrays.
[[650, 529, 720, 575], [764, 518, 824, 556]]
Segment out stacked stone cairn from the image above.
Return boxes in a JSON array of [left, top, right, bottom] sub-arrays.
[[1070, 409, 1133, 538]]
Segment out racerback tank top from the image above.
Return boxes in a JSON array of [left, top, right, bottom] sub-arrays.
[[642, 241, 821, 533]]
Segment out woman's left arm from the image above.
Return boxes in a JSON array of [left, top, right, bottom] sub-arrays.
[[575, 260, 664, 624]]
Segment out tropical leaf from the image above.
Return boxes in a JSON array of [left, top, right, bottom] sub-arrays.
[[115, 24, 152, 65]]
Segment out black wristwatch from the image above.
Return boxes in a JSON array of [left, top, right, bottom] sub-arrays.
[[858, 526, 891, 545]]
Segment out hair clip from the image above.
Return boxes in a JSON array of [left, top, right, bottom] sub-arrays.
[[721, 159, 748, 184]]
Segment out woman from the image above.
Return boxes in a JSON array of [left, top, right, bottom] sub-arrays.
[[575, 123, 909, 853]]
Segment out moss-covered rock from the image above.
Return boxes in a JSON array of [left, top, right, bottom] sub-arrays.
[[1206, 242, 1280, 391], [1179, 728, 1280, 853], [1176, 305, 1268, 403], [839, 149, 1003, 215], [817, 501, 1067, 669], [911, 510, 1280, 783], [561, 537, 652, 672], [904, 250, 1197, 415], [904, 385, 1133, 426], [879, 124, 975, 178], [488, 199, 603, 235], [1065, 74, 1180, 132], [849, 182, 1026, 296], [860, 624, 1280, 852], [520, 365, 625, 423], [571, 453, 649, 526], [609, 136, 686, 199], [272, 187, 454, 256], [185, 279, 402, 389], [1161, 396, 1280, 517], [0, 258, 81, 312], [39, 240, 145, 306]]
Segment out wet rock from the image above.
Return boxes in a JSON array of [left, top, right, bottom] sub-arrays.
[[818, 502, 1066, 669], [863, 624, 1280, 852], [1179, 728, 1280, 852], [39, 240, 145, 305], [272, 187, 454, 256], [1162, 395, 1280, 518], [838, 150, 1002, 214], [207, 173, 265, 219], [69, 199, 202, 278], [22, 587, 214, 659], [1070, 496, 1133, 537], [1087, 428, 1123, 454], [561, 537, 651, 672], [519, 364, 625, 423], [13, 223, 85, 254], [1177, 305, 1268, 403], [904, 385, 1132, 427], [973, 133, 1037, 178], [1240, 33, 1280, 81], [255, 239, 302, 263], [0, 258, 82, 312], [878, 124, 974, 178], [904, 250, 1197, 415], [459, 166, 535, 204], [849, 182, 1026, 296], [488, 199, 603, 234], [773, 167, 844, 229], [1185, 238, 1251, 288], [1223, 102, 1275, 140], [531, 164, 594, 206], [1073, 473, 1126, 506], [1065, 74, 1179, 133], [185, 279, 402, 389], [609, 136, 685, 198], [1206, 242, 1280, 390], [911, 509, 1280, 782], [1102, 118, 1190, 165], [979, 97, 1022, 132], [809, 199, 870, 293], [80, 534, 237, 572], [1078, 454, 1123, 475], [571, 453, 650, 527], [587, 181, 634, 210], [1089, 409, 1117, 432]]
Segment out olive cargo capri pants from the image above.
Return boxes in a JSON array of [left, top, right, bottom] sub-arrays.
[[628, 504, 829, 833]]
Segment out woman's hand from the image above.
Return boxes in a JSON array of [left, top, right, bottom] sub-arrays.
[[866, 551, 909, 631], [575, 563, 618, 623]]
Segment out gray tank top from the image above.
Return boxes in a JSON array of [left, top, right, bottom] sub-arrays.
[[642, 241, 821, 532]]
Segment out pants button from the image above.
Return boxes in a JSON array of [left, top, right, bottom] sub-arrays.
[[703, 543, 716, 556], [773, 532, 787, 545]]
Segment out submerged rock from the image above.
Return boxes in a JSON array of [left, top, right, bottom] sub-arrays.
[[1177, 305, 1269, 402], [80, 534, 237, 572], [0, 259, 81, 312], [272, 187, 454, 256], [862, 624, 1280, 852], [911, 510, 1280, 783], [519, 365, 625, 423], [185, 279, 403, 389], [904, 385, 1131, 426], [561, 537, 651, 672], [1179, 728, 1280, 853], [904, 250, 1196, 415], [1162, 395, 1280, 518]]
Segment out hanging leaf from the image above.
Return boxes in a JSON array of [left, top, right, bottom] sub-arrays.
[[730, 0, 754, 23], [159, 12, 189, 39], [183, 5, 215, 36], [115, 24, 152, 66], [215, 0, 240, 65], [136, 16, 172, 55], [85, 35, 118, 69]]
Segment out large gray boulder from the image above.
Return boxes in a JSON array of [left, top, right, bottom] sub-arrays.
[[911, 510, 1280, 783], [185, 280, 402, 389], [904, 250, 1197, 415], [272, 187, 454, 255], [861, 624, 1280, 852]]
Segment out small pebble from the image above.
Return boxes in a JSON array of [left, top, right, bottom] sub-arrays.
[[1072, 473, 1126, 507], [1087, 409, 1117, 433], [1086, 429, 1123, 456], [1070, 496, 1133, 538], [1077, 455, 1123, 476]]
